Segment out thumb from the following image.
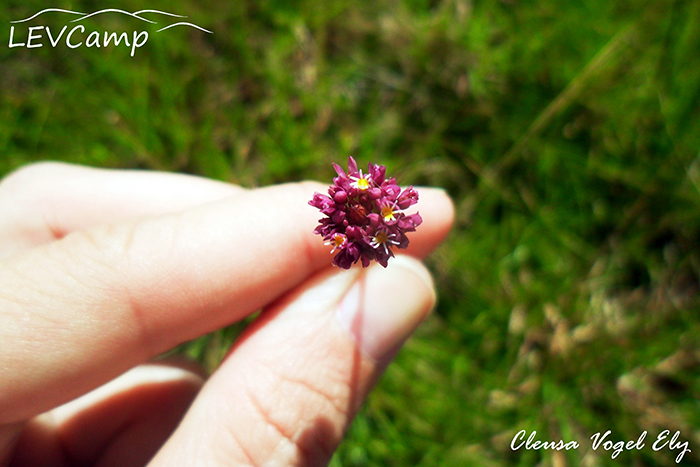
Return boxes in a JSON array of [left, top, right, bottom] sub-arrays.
[[149, 255, 435, 467]]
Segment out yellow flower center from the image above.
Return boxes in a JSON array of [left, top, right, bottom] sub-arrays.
[[374, 230, 388, 245], [351, 170, 372, 191], [381, 205, 396, 221], [332, 234, 346, 248], [356, 176, 370, 191]]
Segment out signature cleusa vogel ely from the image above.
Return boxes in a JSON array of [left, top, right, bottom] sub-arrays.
[[309, 157, 422, 269]]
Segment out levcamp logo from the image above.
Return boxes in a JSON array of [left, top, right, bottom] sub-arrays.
[[8, 8, 212, 56]]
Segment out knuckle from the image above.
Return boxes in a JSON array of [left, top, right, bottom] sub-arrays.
[[61, 222, 126, 265], [0, 162, 69, 197], [51, 221, 159, 355], [0, 163, 82, 253], [47, 221, 139, 306], [0, 163, 75, 233]]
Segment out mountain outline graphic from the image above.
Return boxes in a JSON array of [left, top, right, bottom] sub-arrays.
[[11, 8, 212, 33]]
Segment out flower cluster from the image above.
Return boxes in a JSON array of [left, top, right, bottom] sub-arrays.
[[309, 157, 422, 269]]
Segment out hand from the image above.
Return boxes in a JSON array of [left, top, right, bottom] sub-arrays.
[[0, 162, 454, 466]]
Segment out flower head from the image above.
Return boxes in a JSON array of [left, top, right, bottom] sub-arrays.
[[309, 156, 422, 269]]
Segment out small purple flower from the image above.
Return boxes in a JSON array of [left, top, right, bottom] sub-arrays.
[[309, 157, 422, 269]]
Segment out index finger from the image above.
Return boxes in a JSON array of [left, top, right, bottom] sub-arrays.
[[0, 182, 453, 424], [0, 162, 245, 260]]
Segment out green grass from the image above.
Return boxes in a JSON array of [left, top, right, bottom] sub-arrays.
[[3, 0, 700, 465]]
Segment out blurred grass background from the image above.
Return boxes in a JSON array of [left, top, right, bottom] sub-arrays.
[[3, 0, 700, 465]]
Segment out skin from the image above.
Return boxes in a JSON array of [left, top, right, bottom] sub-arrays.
[[0, 162, 454, 467]]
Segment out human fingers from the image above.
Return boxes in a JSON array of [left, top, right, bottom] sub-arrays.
[[10, 364, 204, 467], [0, 183, 453, 426], [149, 255, 436, 467], [0, 162, 244, 260]]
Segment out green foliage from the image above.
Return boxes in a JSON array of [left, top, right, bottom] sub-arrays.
[[3, 0, 700, 465]]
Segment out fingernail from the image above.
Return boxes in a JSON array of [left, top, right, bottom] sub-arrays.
[[336, 255, 436, 361], [419, 186, 449, 194], [417, 186, 451, 201]]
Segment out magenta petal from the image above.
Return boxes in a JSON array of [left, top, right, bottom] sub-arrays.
[[361, 253, 372, 268], [397, 212, 422, 231], [397, 186, 419, 209], [382, 184, 401, 200], [371, 164, 386, 185], [333, 163, 346, 178], [347, 156, 359, 174], [409, 212, 423, 226], [333, 190, 348, 204], [331, 210, 345, 224]]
